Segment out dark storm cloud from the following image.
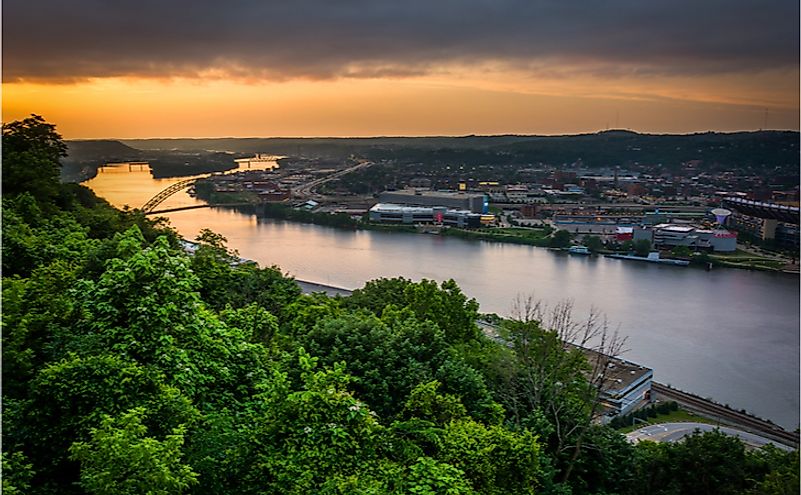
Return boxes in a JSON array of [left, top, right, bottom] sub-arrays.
[[3, 0, 798, 82]]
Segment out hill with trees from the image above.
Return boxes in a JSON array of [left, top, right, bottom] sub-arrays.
[[122, 130, 799, 172]]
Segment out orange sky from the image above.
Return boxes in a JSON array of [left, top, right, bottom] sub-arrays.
[[4, 1, 798, 138], [4, 66, 798, 138]]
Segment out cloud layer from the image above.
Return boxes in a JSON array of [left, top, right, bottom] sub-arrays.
[[4, 0, 798, 82]]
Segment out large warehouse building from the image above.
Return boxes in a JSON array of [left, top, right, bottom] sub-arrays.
[[369, 203, 485, 228], [378, 189, 487, 214], [633, 224, 737, 252]]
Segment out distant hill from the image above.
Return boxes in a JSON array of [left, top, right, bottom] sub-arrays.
[[65, 139, 143, 162], [62, 139, 239, 181], [61, 131, 796, 182], [61, 140, 144, 182], [121, 130, 799, 171], [121, 136, 534, 154], [493, 130, 800, 170]]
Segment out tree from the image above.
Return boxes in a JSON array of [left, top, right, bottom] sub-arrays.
[[219, 303, 279, 346], [627, 429, 793, 495], [403, 381, 467, 425], [244, 352, 384, 494], [502, 297, 627, 485], [2, 114, 67, 201], [549, 229, 572, 248], [72, 229, 273, 407], [564, 425, 637, 494], [749, 446, 800, 495], [670, 429, 756, 495], [345, 277, 480, 343], [2, 451, 34, 495], [190, 229, 301, 317], [634, 239, 652, 256], [69, 408, 198, 495], [439, 419, 544, 495], [299, 308, 501, 422], [19, 354, 197, 492], [299, 311, 448, 419], [582, 235, 603, 253], [401, 457, 474, 495], [670, 245, 691, 258]]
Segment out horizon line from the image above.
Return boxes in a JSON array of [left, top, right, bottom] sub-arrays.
[[65, 127, 801, 141]]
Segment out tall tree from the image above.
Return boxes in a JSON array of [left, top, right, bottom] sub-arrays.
[[69, 408, 198, 495], [345, 277, 480, 343], [2, 114, 67, 201]]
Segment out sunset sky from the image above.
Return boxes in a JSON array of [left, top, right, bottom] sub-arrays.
[[3, 0, 799, 138]]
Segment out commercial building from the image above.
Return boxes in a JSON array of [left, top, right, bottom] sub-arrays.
[[369, 203, 486, 228], [599, 357, 654, 420], [503, 185, 547, 204], [378, 189, 487, 213], [633, 224, 737, 252], [569, 344, 653, 421], [553, 214, 641, 237]]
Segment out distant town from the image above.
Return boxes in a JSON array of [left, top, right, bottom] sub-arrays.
[[67, 131, 800, 272]]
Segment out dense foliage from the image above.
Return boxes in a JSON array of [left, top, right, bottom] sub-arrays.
[[3, 117, 798, 494]]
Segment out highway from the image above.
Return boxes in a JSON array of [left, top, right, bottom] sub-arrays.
[[293, 159, 374, 200], [626, 422, 794, 452]]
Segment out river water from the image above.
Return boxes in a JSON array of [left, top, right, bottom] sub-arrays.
[[84, 162, 800, 429]]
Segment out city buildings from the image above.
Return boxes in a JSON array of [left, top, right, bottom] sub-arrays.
[[369, 203, 487, 228]]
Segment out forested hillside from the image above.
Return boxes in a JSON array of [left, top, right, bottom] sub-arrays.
[[3, 116, 798, 494], [123, 130, 800, 172]]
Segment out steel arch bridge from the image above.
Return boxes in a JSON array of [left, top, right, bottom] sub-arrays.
[[140, 178, 198, 213]]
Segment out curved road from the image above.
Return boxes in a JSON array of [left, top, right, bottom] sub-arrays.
[[626, 422, 794, 452], [293, 159, 374, 199]]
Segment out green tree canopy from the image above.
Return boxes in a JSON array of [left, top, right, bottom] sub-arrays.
[[2, 114, 67, 201], [634, 239, 652, 256], [69, 407, 198, 495], [581, 235, 603, 253], [549, 229, 573, 248], [345, 277, 480, 343]]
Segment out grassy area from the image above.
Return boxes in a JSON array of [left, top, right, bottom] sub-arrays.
[[677, 248, 794, 272], [711, 248, 763, 258], [707, 256, 786, 271], [616, 409, 721, 433], [443, 226, 552, 246]]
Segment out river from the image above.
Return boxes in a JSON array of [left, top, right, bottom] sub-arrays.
[[84, 161, 800, 429]]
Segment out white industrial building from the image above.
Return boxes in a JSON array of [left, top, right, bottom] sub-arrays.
[[369, 203, 486, 228], [633, 224, 737, 252]]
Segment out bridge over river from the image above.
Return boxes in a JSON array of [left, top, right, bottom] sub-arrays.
[[139, 178, 257, 215]]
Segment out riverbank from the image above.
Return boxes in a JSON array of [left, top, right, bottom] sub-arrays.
[[190, 189, 799, 275], [259, 203, 796, 273]]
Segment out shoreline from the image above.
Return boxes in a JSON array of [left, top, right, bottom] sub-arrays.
[[255, 207, 797, 275]]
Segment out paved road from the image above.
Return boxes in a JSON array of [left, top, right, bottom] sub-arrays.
[[294, 160, 374, 199], [626, 422, 794, 451]]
